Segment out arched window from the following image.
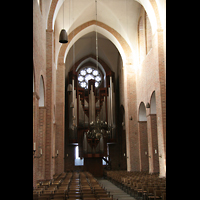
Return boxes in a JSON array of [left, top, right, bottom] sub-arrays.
[[138, 10, 153, 62], [139, 102, 147, 121], [138, 17, 145, 63], [145, 13, 152, 54], [150, 91, 156, 114], [39, 76, 45, 107], [77, 66, 102, 89]]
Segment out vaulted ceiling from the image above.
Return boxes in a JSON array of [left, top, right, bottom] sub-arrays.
[[65, 32, 120, 78], [54, 0, 142, 78], [42, 0, 165, 79]]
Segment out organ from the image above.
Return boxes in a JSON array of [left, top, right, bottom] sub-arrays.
[[67, 66, 116, 159]]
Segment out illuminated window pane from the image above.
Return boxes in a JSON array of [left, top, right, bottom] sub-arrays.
[[95, 76, 101, 82], [85, 74, 94, 82], [80, 70, 86, 76], [95, 82, 99, 87], [81, 82, 86, 88], [87, 68, 92, 73], [78, 76, 84, 82], [93, 70, 98, 76]]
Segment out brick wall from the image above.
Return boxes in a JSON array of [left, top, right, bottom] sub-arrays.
[[33, 0, 47, 188], [136, 6, 166, 177]]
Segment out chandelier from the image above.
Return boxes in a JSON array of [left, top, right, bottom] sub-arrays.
[[86, 118, 112, 140]]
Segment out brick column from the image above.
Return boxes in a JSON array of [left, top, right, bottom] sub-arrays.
[[45, 29, 54, 179], [147, 114, 153, 174], [55, 63, 65, 174], [38, 107, 46, 179], [147, 114, 159, 174], [155, 29, 166, 177], [138, 121, 149, 171], [33, 92, 39, 188], [124, 64, 140, 171]]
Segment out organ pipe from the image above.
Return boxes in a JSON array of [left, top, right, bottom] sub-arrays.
[[68, 69, 116, 155]]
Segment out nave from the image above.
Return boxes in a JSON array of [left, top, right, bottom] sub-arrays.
[[33, 170, 166, 200], [33, 0, 166, 188]]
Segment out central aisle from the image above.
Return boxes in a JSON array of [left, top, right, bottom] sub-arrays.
[[97, 178, 136, 200]]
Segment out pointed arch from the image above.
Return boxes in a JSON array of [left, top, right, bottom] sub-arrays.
[[57, 20, 132, 70], [76, 57, 106, 77]]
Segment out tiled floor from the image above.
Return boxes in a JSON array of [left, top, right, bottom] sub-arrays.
[[97, 178, 136, 200]]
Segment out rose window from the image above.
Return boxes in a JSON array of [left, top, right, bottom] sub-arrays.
[[78, 67, 102, 89]]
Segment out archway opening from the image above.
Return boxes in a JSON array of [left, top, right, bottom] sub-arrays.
[[149, 91, 159, 173], [64, 28, 124, 173], [138, 102, 149, 171]]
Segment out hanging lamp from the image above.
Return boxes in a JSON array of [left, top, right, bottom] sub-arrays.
[[59, 0, 68, 43], [59, 29, 68, 43]]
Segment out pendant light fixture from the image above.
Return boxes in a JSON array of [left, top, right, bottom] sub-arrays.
[[59, 0, 68, 43], [59, 29, 68, 43]]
